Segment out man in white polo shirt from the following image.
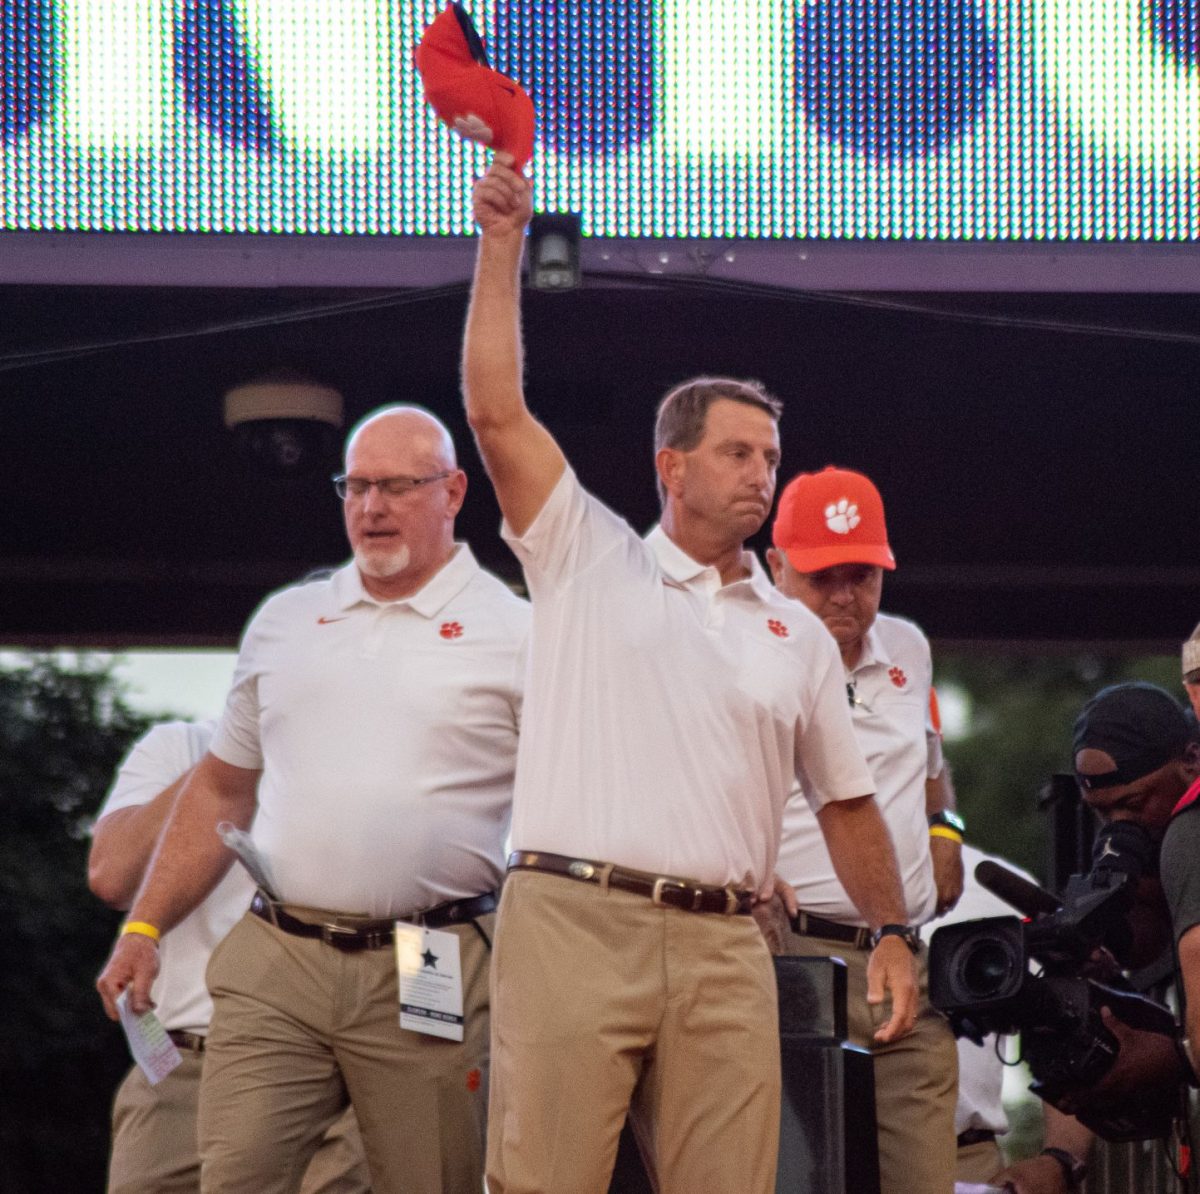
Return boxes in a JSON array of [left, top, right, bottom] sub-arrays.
[[765, 466, 961, 1194], [89, 718, 369, 1194], [96, 407, 528, 1194], [463, 158, 917, 1194]]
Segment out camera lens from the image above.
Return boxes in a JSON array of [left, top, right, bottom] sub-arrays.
[[960, 939, 1015, 999]]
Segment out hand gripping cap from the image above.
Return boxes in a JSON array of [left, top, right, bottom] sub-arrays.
[[415, 4, 535, 170]]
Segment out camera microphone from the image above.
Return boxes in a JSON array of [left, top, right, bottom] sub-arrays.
[[975, 860, 1062, 919]]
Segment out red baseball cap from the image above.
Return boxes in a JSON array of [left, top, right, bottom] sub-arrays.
[[772, 466, 897, 573], [415, 4, 535, 170]]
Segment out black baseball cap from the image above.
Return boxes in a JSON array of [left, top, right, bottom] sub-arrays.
[[1073, 682, 1191, 791]]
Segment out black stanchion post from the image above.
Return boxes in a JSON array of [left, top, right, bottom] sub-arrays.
[[775, 955, 879, 1194]]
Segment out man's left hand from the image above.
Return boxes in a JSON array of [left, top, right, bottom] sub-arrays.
[[1057, 1009, 1181, 1113], [867, 936, 918, 1043], [752, 877, 797, 955], [929, 834, 964, 915]]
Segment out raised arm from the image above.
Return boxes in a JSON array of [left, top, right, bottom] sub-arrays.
[[816, 794, 918, 1042], [95, 751, 258, 1019], [462, 158, 566, 536]]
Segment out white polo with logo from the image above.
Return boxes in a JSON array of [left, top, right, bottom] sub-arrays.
[[777, 611, 941, 924], [210, 545, 528, 917], [97, 719, 250, 1035], [503, 468, 873, 888]]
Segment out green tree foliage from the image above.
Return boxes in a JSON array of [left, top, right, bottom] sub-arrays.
[[938, 652, 1181, 886], [0, 657, 154, 1192]]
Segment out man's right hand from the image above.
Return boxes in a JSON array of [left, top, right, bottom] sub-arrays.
[[96, 931, 160, 1020], [472, 156, 533, 239], [988, 1154, 1071, 1194]]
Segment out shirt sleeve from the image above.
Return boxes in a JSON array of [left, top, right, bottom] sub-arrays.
[[501, 467, 641, 597], [1161, 811, 1200, 941], [794, 631, 875, 808], [96, 721, 213, 819], [209, 609, 271, 770], [924, 658, 945, 780]]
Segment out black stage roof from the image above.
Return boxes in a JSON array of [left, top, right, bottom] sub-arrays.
[[2, 277, 1197, 648]]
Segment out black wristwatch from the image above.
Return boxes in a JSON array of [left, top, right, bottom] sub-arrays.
[[927, 809, 966, 834], [1041, 1147, 1086, 1190], [870, 923, 920, 953]]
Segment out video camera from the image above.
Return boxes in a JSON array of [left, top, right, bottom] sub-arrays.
[[929, 820, 1179, 1141]]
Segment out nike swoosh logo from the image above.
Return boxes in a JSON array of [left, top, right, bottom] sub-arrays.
[[317, 616, 348, 625]]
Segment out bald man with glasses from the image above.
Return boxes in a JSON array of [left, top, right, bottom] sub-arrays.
[[98, 406, 529, 1194]]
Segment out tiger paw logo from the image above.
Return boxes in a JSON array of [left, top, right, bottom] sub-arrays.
[[768, 619, 790, 638], [440, 621, 464, 640], [889, 667, 907, 688], [824, 499, 861, 535], [466, 1067, 482, 1092]]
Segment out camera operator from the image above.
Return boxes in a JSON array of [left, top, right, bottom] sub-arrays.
[[992, 681, 1200, 1193], [1183, 622, 1200, 725]]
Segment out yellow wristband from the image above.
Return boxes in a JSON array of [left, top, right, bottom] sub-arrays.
[[929, 825, 963, 844], [121, 920, 161, 943]]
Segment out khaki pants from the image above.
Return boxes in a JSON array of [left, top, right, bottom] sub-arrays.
[[487, 870, 781, 1194], [200, 908, 492, 1194], [777, 927, 958, 1194], [109, 1049, 205, 1193], [956, 1137, 1004, 1187], [108, 1048, 370, 1193]]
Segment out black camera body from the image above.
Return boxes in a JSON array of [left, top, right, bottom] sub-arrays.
[[929, 822, 1178, 1141]]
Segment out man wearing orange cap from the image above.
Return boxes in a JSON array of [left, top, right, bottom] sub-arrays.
[[766, 465, 961, 1194]]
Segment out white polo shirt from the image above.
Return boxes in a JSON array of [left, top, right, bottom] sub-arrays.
[[97, 719, 251, 1035], [502, 468, 872, 889], [210, 546, 528, 918], [777, 611, 941, 925]]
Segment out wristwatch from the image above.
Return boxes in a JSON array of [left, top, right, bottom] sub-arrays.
[[1041, 1147, 1086, 1190], [927, 809, 966, 834], [870, 923, 920, 953]]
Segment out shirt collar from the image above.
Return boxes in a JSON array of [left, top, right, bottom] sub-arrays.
[[849, 621, 893, 675], [644, 525, 772, 599], [331, 545, 478, 618]]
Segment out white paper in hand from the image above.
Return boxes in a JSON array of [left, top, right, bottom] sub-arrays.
[[116, 989, 183, 1085]]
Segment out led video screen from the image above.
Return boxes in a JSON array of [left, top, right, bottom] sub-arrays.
[[1, 0, 1197, 240]]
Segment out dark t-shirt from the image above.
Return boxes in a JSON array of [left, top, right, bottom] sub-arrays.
[[1162, 806, 1200, 944]]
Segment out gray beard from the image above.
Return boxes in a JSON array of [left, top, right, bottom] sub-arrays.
[[354, 543, 411, 580]]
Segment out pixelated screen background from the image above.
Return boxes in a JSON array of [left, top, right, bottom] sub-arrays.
[[2, 0, 1197, 240]]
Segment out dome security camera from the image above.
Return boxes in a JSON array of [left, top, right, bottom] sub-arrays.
[[223, 379, 344, 478]]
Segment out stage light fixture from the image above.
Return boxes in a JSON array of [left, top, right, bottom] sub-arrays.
[[528, 212, 582, 291]]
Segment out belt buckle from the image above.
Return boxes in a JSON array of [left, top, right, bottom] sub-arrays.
[[321, 922, 360, 949], [723, 887, 741, 916], [651, 877, 688, 908]]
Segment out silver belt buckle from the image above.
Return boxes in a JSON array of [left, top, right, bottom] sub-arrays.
[[320, 922, 359, 946], [651, 877, 687, 907]]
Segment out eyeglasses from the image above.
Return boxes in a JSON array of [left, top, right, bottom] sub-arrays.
[[332, 471, 451, 500]]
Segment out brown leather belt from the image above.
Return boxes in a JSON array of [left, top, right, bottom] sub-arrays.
[[167, 1030, 206, 1053], [507, 850, 754, 916], [790, 909, 873, 950], [249, 889, 498, 951]]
